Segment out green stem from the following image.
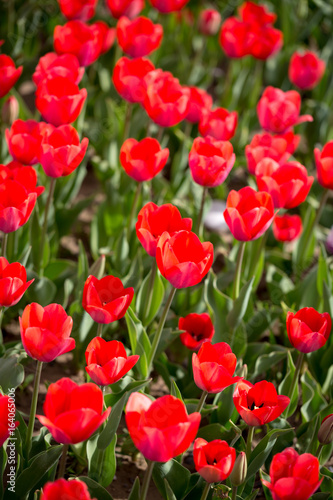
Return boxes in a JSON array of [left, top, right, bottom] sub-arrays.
[[247, 233, 267, 280], [25, 360, 43, 460], [286, 351, 304, 409], [246, 426, 254, 462], [232, 486, 238, 500], [140, 460, 155, 500], [196, 390, 208, 413], [0, 307, 3, 344], [143, 259, 157, 324], [200, 482, 211, 500], [123, 102, 133, 142], [57, 444, 69, 479], [316, 443, 323, 460], [39, 178, 56, 277], [197, 187, 208, 239], [2, 233, 7, 259], [232, 242, 246, 300], [156, 127, 163, 143], [126, 183, 142, 241], [97, 323, 103, 338], [148, 287, 176, 373]]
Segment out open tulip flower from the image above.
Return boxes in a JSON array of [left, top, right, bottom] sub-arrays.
[[289, 50, 325, 90], [149, 0, 190, 13], [0, 257, 34, 307], [6, 119, 50, 165], [314, 140, 333, 190], [85, 337, 139, 386], [20, 303, 75, 363], [199, 107, 238, 141], [273, 214, 302, 242], [0, 179, 37, 233], [136, 202, 192, 257], [0, 54, 23, 98], [179, 312, 214, 350], [262, 448, 322, 500], [106, 0, 144, 19], [125, 393, 200, 462], [112, 56, 155, 103], [82, 274, 134, 324], [0, 394, 19, 446], [156, 230, 213, 288], [0, 162, 44, 197], [192, 341, 241, 393], [116, 16, 163, 58], [57, 0, 98, 21], [33, 52, 84, 86], [41, 478, 96, 500], [233, 380, 290, 426], [286, 307, 331, 353], [193, 438, 236, 483], [37, 378, 111, 444], [184, 87, 213, 124], [120, 137, 169, 182]]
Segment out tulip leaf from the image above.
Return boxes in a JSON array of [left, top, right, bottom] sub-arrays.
[[88, 434, 117, 487], [279, 351, 298, 419], [170, 380, 184, 402], [128, 476, 140, 500], [204, 270, 230, 343], [260, 470, 273, 500], [136, 266, 165, 326], [227, 277, 255, 332], [320, 467, 333, 495], [316, 244, 331, 298], [104, 378, 150, 407], [244, 490, 259, 500], [0, 355, 24, 392], [98, 392, 127, 450], [26, 276, 57, 306], [78, 476, 114, 500], [253, 350, 288, 378], [153, 459, 191, 500], [300, 370, 326, 422], [164, 479, 178, 500], [125, 307, 151, 379]]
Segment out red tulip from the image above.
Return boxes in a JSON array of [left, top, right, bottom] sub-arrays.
[[189, 136, 235, 187], [262, 448, 322, 500], [156, 230, 213, 289], [0, 54, 22, 98], [136, 202, 192, 257], [219, 17, 250, 59], [192, 341, 241, 393], [286, 307, 331, 353], [184, 87, 213, 124], [149, 0, 190, 13], [0, 257, 33, 307], [257, 87, 313, 134], [248, 24, 283, 60], [120, 138, 169, 182], [198, 9, 221, 36], [179, 313, 214, 350], [85, 337, 139, 386], [58, 0, 98, 21], [0, 394, 19, 446], [35, 76, 87, 127], [239, 1, 277, 24], [37, 378, 111, 444], [106, 0, 144, 19], [273, 214, 302, 242], [41, 479, 96, 500], [33, 52, 84, 86], [40, 124, 88, 177], [0, 180, 37, 233], [289, 50, 325, 90], [255, 159, 313, 209], [6, 119, 50, 165], [0, 161, 44, 197], [125, 393, 200, 462], [20, 303, 75, 362], [193, 438, 236, 483], [54, 21, 116, 67], [112, 56, 155, 103], [116, 16, 163, 58], [245, 131, 300, 175], [1, 96, 19, 126], [314, 141, 333, 190], [233, 380, 290, 426], [224, 186, 275, 241], [144, 70, 190, 127], [199, 108, 238, 141], [82, 274, 134, 324]]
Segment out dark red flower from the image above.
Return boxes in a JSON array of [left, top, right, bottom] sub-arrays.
[[273, 214, 302, 242], [120, 137, 169, 182], [233, 380, 290, 426], [41, 479, 96, 500], [314, 141, 333, 190], [0, 54, 22, 98], [219, 17, 250, 58], [289, 51, 325, 90], [0, 257, 34, 307], [0, 161, 44, 197], [136, 202, 192, 257], [149, 0, 190, 13], [6, 119, 50, 165], [106, 0, 144, 19], [116, 16, 163, 58], [248, 24, 283, 60], [184, 87, 213, 124], [0, 395, 19, 446], [286, 307, 331, 353], [239, 1, 277, 24], [58, 0, 98, 21], [33, 52, 84, 86], [179, 313, 214, 350], [0, 180, 37, 233], [198, 9, 222, 36], [193, 438, 236, 483], [112, 56, 155, 103], [199, 107, 238, 141]]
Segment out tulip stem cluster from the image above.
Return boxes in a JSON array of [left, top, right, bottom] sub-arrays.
[[143, 259, 157, 324], [25, 360, 43, 460], [140, 460, 155, 500], [285, 351, 304, 417], [197, 187, 208, 238], [39, 178, 56, 277], [126, 183, 142, 241], [200, 481, 211, 500], [232, 241, 246, 300], [57, 444, 69, 479], [245, 426, 254, 461], [1, 234, 7, 259], [196, 390, 208, 413]]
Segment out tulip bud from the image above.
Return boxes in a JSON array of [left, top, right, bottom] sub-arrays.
[[318, 414, 333, 445], [1, 96, 19, 125], [198, 9, 221, 36], [237, 363, 248, 379], [230, 451, 247, 487]]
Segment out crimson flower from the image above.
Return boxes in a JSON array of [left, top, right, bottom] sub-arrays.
[[112, 56, 155, 104], [199, 107, 238, 141], [179, 313, 214, 350], [314, 141, 333, 190], [6, 119, 50, 165], [286, 307, 331, 353], [116, 16, 163, 58], [273, 214, 302, 242], [120, 138, 169, 182], [0, 180, 37, 233], [184, 87, 213, 124], [41, 479, 96, 500], [0, 54, 22, 98], [289, 50, 325, 90], [148, 0, 190, 13], [0, 161, 44, 197], [0, 257, 33, 307], [106, 0, 144, 19], [33, 52, 84, 86], [193, 438, 236, 483], [57, 0, 98, 21]]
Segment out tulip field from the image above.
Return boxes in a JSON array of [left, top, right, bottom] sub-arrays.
[[1, 0, 333, 499]]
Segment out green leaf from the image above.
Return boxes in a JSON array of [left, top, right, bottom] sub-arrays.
[[125, 307, 151, 379], [153, 459, 191, 500], [98, 392, 127, 450], [244, 490, 259, 500], [128, 477, 140, 500], [136, 267, 165, 326], [88, 435, 117, 488], [253, 350, 288, 378], [227, 277, 254, 331], [164, 479, 178, 500], [104, 378, 150, 407], [279, 351, 298, 419], [170, 380, 184, 402], [0, 356, 24, 392], [300, 370, 327, 421], [78, 476, 114, 500], [204, 271, 230, 343], [247, 429, 292, 480], [26, 276, 57, 306]]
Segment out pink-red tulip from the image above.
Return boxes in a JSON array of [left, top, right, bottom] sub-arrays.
[[198, 9, 221, 36], [0, 257, 34, 307], [184, 87, 213, 124], [193, 438, 236, 483], [112, 56, 155, 103], [286, 307, 331, 353], [179, 313, 214, 350], [41, 479, 96, 500], [106, 0, 144, 19], [6, 119, 49, 165], [314, 141, 333, 190], [57, 0, 98, 21], [116, 16, 163, 58], [33, 52, 84, 86], [199, 108, 238, 141], [272, 214, 302, 242], [149, 0, 190, 13], [0, 180, 37, 233], [0, 54, 22, 98], [120, 138, 169, 182], [289, 50, 325, 90], [0, 161, 44, 197]]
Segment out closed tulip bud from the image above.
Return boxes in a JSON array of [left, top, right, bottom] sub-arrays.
[[1, 96, 19, 126], [230, 452, 247, 487], [318, 414, 333, 445]]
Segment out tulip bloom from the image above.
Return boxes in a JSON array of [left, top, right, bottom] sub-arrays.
[[0, 394, 19, 446], [193, 438, 236, 483], [120, 138, 169, 182], [0, 180, 37, 233], [189, 136, 235, 188], [112, 56, 155, 103], [156, 230, 213, 289], [0, 162, 44, 197], [149, 0, 190, 13], [314, 141, 333, 190], [255, 159, 313, 209], [20, 303, 75, 362], [6, 119, 49, 165], [33, 52, 84, 86], [184, 87, 213, 124], [286, 307, 331, 353], [125, 393, 200, 462], [289, 50, 325, 90], [245, 131, 299, 175], [198, 9, 222, 36], [0, 257, 34, 307], [262, 448, 322, 500], [219, 17, 250, 59], [37, 378, 111, 444], [224, 186, 275, 241], [0, 55, 23, 98], [233, 380, 290, 426], [199, 108, 238, 141], [58, 0, 98, 21], [85, 337, 139, 386], [116, 16, 163, 58], [257, 87, 313, 134], [82, 274, 134, 324], [41, 479, 96, 500], [192, 342, 241, 393], [136, 202, 192, 257], [273, 214, 302, 243], [179, 313, 214, 350], [106, 0, 144, 19], [40, 124, 88, 177]]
